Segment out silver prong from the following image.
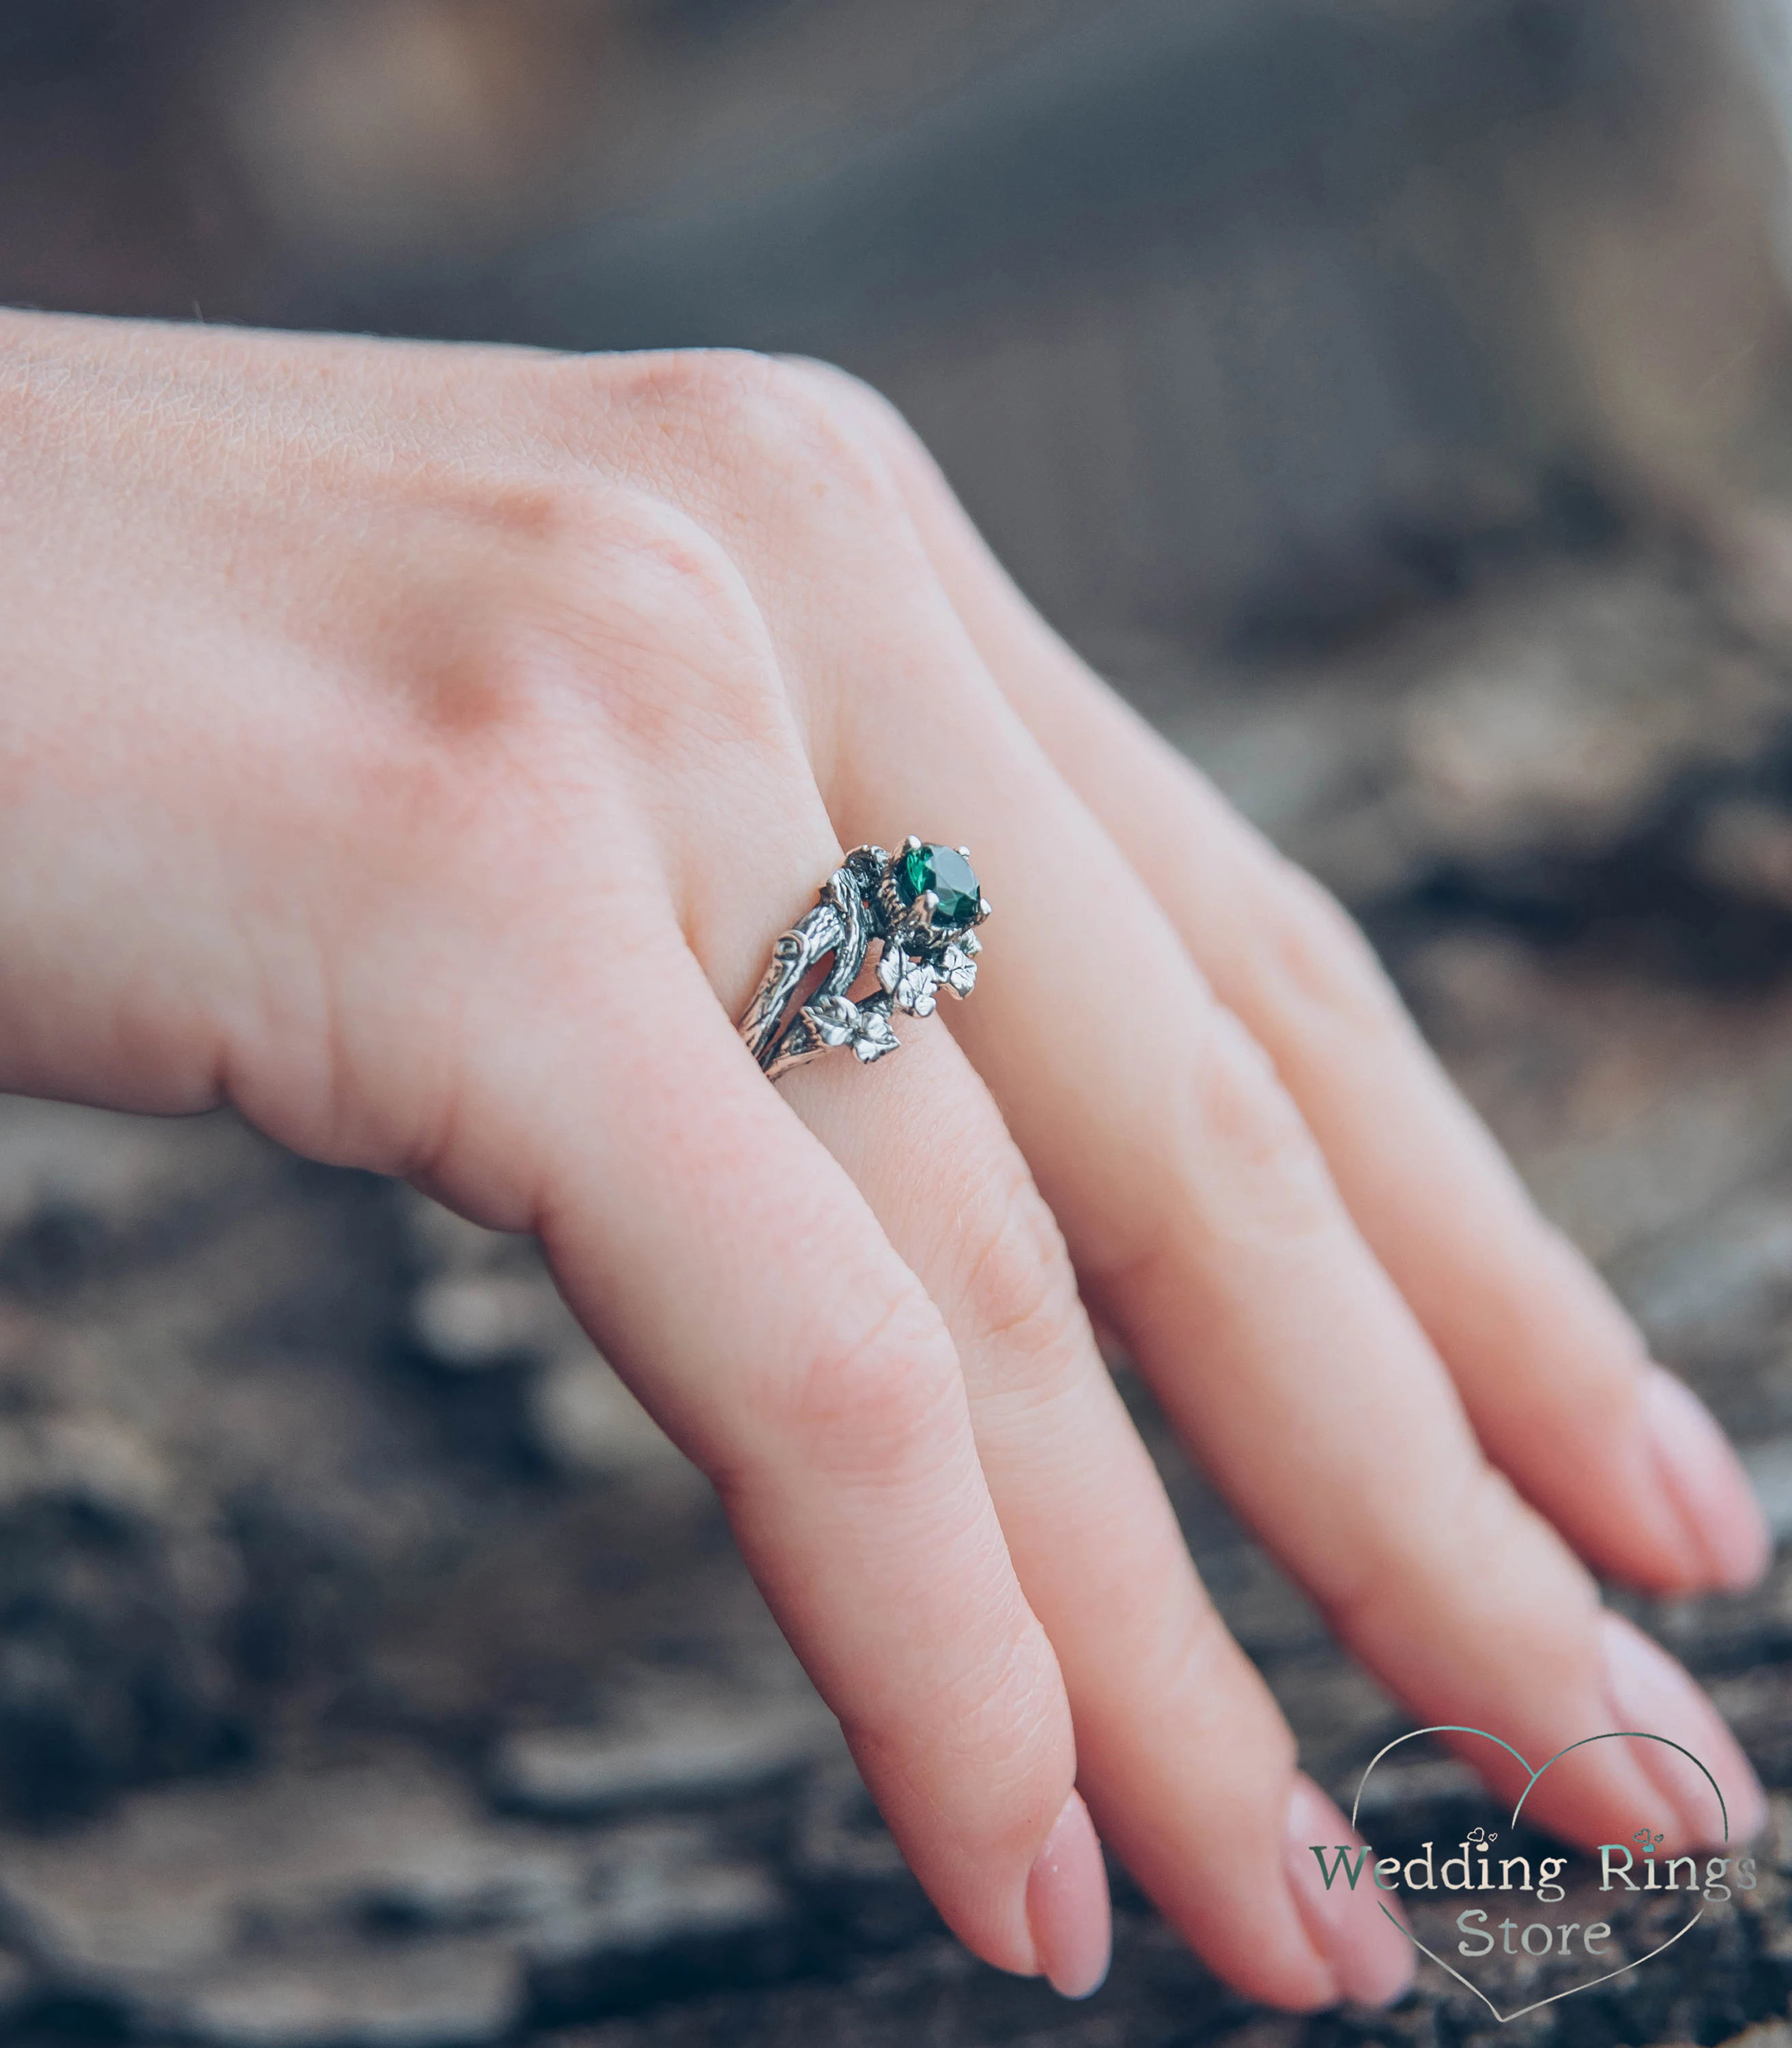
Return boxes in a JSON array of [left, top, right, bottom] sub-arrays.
[[922, 890, 939, 912], [903, 834, 922, 853], [978, 896, 992, 920], [957, 845, 971, 860]]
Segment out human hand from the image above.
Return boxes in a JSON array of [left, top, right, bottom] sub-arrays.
[[0, 312, 1767, 2008]]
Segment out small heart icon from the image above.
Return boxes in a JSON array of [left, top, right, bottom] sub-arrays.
[[1346, 1724, 1733, 2024]]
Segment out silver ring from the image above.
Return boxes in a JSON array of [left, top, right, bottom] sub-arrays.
[[739, 837, 991, 1081]]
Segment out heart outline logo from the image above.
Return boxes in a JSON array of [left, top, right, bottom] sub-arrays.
[[1347, 1724, 1729, 2024]]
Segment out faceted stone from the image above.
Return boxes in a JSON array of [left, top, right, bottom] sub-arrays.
[[898, 843, 980, 922]]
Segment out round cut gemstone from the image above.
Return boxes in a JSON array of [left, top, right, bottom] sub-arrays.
[[900, 842, 980, 922]]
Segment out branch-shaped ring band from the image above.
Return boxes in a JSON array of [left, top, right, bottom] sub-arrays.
[[738, 838, 991, 1081]]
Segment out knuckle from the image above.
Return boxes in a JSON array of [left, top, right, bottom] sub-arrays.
[[1449, 1459, 1587, 1604], [763, 1286, 965, 1481], [588, 497, 776, 700], [774, 355, 920, 449], [1325, 1455, 1587, 1653], [776, 358, 966, 537], [1172, 1004, 1337, 1241], [840, 1610, 1073, 1874], [603, 345, 788, 426], [339, 472, 612, 747], [481, 482, 791, 763], [357, 460, 808, 881], [855, 1612, 1072, 1859], [610, 347, 905, 522], [953, 1623, 1078, 1842], [1253, 857, 1409, 1040], [1153, 1599, 1296, 1767], [524, 482, 757, 657], [952, 1158, 1085, 1393]]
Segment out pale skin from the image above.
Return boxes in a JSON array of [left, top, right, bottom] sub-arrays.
[[0, 311, 1771, 2008]]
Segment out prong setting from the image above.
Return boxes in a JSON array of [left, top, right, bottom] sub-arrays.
[[741, 838, 989, 1079]]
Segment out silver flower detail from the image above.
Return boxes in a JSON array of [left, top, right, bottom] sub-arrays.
[[803, 993, 901, 1063], [937, 941, 978, 1000], [878, 945, 940, 1017]]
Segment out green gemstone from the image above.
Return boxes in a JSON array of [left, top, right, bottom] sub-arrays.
[[900, 842, 980, 922]]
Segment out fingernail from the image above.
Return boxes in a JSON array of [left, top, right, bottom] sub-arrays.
[[1642, 1365, 1771, 1591], [1025, 1790, 1111, 2000], [1600, 1610, 1768, 1847], [1283, 1774, 1414, 2008]]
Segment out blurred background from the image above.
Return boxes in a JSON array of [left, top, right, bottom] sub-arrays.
[[10, 3, 1792, 2044]]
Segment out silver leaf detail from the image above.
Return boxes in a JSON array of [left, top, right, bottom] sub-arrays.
[[937, 943, 978, 999], [879, 946, 940, 1016], [803, 993, 862, 1048], [803, 993, 900, 1062], [850, 1005, 901, 1062]]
